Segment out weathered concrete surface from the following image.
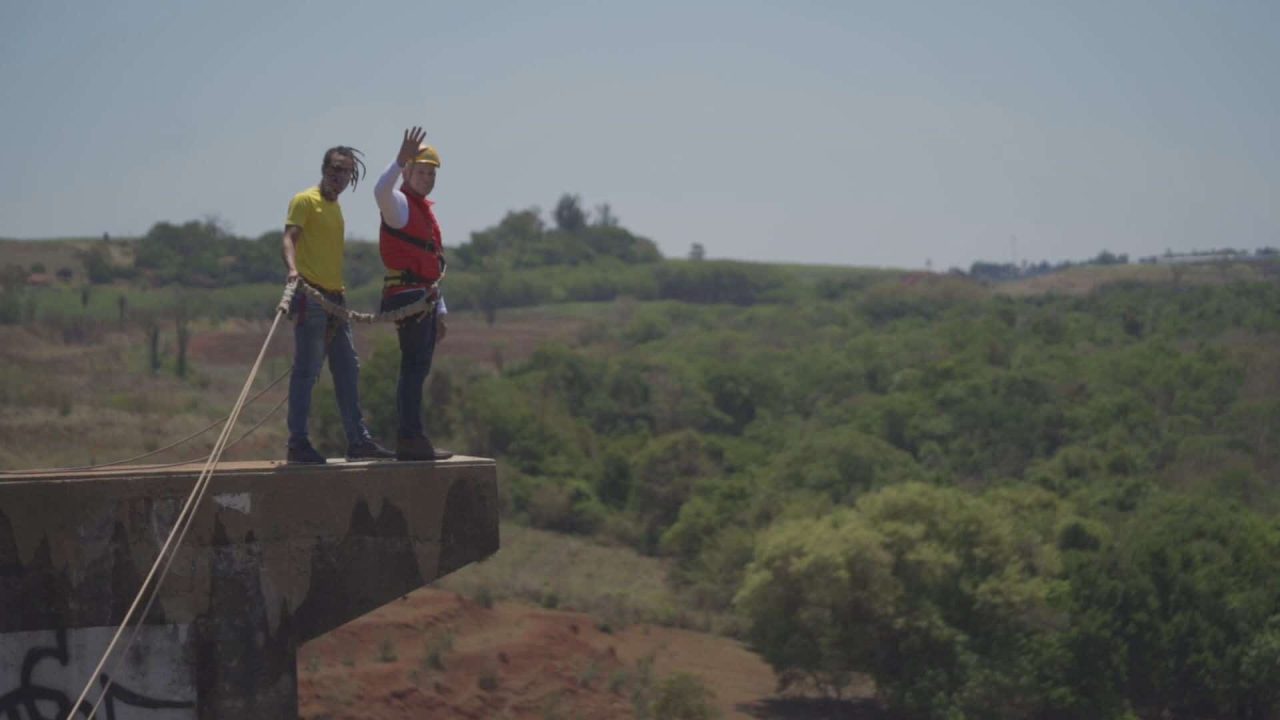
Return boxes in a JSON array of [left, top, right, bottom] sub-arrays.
[[0, 457, 499, 718]]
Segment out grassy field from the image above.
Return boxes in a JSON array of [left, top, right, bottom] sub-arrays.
[[436, 523, 737, 634], [0, 322, 291, 471]]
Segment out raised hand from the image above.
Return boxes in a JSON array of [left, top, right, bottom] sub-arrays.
[[397, 126, 427, 167]]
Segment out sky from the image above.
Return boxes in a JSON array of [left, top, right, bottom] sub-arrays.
[[1, 1, 1276, 271]]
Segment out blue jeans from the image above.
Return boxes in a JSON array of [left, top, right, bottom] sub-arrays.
[[381, 289, 438, 439], [287, 290, 371, 448]]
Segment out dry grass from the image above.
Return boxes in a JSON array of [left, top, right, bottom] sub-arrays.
[[0, 323, 288, 471], [436, 523, 733, 633], [0, 238, 90, 280]]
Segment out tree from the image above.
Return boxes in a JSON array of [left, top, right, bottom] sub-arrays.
[[175, 310, 190, 378], [80, 244, 113, 284], [148, 323, 161, 374], [453, 202, 659, 270], [1065, 497, 1280, 719], [553, 193, 587, 233], [593, 203, 618, 227], [1092, 250, 1128, 265], [628, 431, 716, 552], [736, 483, 1071, 717]]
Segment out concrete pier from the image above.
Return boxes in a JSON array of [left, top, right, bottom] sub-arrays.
[[0, 457, 499, 718]]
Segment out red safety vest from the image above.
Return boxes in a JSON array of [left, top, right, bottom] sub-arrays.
[[379, 187, 445, 294]]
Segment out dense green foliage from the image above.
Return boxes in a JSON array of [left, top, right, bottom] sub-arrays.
[[451, 204, 661, 271], [328, 274, 1280, 719]]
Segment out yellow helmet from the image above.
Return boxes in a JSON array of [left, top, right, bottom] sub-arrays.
[[412, 144, 441, 167]]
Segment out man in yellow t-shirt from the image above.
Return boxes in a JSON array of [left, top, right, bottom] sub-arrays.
[[282, 145, 392, 464]]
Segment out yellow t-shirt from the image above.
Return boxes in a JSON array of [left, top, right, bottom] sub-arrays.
[[286, 186, 345, 291]]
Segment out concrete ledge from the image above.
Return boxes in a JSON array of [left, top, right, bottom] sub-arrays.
[[0, 456, 499, 717]]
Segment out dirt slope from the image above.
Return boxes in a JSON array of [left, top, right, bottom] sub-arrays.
[[298, 588, 846, 720]]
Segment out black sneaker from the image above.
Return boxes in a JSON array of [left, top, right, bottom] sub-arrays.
[[287, 442, 326, 465], [346, 437, 395, 461]]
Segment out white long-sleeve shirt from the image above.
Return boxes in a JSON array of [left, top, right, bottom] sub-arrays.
[[374, 158, 446, 314], [374, 159, 412, 229]]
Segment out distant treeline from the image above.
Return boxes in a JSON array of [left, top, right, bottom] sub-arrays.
[[46, 194, 663, 289], [11, 194, 1279, 305], [3, 195, 816, 318], [970, 246, 1280, 282]]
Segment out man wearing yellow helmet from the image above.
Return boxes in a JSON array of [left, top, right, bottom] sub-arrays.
[[374, 127, 453, 461]]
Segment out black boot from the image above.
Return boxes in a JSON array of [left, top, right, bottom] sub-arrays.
[[287, 441, 326, 465], [346, 437, 395, 461], [396, 436, 454, 461]]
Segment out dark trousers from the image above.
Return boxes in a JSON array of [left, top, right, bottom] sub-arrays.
[[287, 290, 370, 447], [380, 289, 438, 440]]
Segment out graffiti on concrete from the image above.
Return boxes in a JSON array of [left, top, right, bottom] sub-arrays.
[[0, 627, 195, 719]]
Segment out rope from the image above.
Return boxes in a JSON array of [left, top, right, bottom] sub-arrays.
[[81, 394, 289, 712], [83, 397, 290, 718], [95, 393, 289, 474], [0, 369, 290, 476], [298, 279, 437, 324], [5, 277, 431, 477], [67, 280, 298, 720]]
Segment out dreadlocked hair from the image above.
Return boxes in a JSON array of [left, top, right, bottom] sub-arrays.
[[322, 146, 367, 191]]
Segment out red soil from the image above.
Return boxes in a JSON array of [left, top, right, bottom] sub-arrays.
[[298, 588, 786, 720]]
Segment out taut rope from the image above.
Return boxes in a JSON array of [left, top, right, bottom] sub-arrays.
[[297, 279, 438, 323], [0, 370, 289, 476], [65, 275, 434, 719], [67, 280, 300, 720]]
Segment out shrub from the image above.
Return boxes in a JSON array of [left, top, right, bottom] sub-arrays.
[[651, 673, 719, 720]]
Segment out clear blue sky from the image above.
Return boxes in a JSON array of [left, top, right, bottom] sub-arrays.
[[2, 1, 1276, 270]]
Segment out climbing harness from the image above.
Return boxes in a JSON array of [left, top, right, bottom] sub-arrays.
[[296, 277, 438, 324]]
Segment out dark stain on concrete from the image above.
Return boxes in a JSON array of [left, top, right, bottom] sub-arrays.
[[0, 511, 72, 633], [79, 521, 166, 627], [293, 498, 423, 643], [193, 515, 297, 719]]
